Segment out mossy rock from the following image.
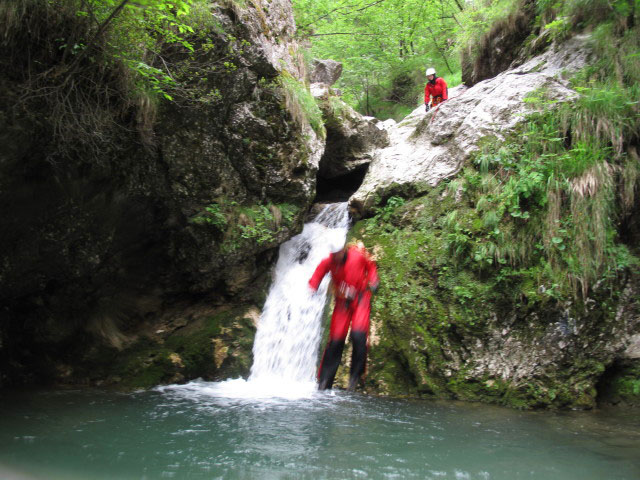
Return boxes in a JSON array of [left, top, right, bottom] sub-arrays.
[[349, 182, 634, 409], [98, 307, 257, 390], [598, 361, 640, 406]]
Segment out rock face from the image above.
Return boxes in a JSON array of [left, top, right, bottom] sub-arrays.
[[350, 34, 592, 217], [351, 184, 640, 409], [460, 0, 537, 87], [0, 1, 322, 387], [311, 83, 389, 200], [341, 31, 640, 409], [310, 59, 343, 86]]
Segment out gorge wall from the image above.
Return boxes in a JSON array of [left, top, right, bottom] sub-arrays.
[[339, 29, 640, 408], [0, 0, 323, 388]]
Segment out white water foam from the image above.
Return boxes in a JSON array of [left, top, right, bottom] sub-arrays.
[[158, 203, 350, 401]]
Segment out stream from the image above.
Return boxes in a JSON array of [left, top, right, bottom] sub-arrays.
[[1, 386, 639, 479]]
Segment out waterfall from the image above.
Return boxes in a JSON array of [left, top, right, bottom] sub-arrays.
[[249, 202, 350, 384], [162, 203, 351, 400]]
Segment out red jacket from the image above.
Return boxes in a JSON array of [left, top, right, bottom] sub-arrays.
[[424, 77, 448, 104], [309, 246, 378, 298]]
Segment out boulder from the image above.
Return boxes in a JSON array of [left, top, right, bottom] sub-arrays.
[[310, 59, 343, 86], [312, 88, 389, 180]]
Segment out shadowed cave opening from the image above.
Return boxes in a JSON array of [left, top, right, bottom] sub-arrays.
[[314, 163, 369, 203]]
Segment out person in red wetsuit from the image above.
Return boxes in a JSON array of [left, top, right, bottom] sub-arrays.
[[424, 67, 448, 112], [309, 242, 379, 391]]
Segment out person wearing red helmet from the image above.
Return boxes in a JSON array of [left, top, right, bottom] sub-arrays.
[[424, 67, 448, 112], [309, 242, 379, 391]]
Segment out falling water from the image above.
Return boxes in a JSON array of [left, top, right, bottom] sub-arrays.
[[249, 203, 350, 384], [162, 202, 351, 399]]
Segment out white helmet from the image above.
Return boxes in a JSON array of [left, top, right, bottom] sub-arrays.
[[426, 67, 436, 76]]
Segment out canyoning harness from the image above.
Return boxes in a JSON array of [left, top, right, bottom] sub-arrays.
[[431, 95, 445, 107], [336, 281, 358, 302]]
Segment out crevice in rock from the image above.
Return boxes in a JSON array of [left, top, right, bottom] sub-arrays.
[[314, 162, 369, 203], [595, 359, 640, 407]]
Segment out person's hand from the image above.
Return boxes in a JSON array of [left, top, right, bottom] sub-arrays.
[[425, 103, 430, 112]]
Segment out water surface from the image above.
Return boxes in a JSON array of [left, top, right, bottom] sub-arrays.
[[1, 382, 639, 480]]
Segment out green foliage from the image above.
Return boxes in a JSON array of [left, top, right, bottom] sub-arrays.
[[279, 71, 326, 137], [0, 0, 257, 156], [375, 196, 406, 223], [456, 99, 639, 297], [454, 0, 518, 47], [292, 0, 463, 119], [73, 0, 198, 99], [191, 200, 300, 252], [238, 204, 291, 245], [192, 203, 228, 230]]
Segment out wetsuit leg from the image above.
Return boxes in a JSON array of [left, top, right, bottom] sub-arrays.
[[317, 338, 346, 390], [348, 331, 367, 391], [347, 293, 371, 391], [318, 299, 351, 390], [328, 299, 351, 340], [350, 292, 371, 332]]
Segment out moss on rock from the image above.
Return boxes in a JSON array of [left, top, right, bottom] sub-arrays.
[[351, 178, 637, 409], [79, 306, 257, 391]]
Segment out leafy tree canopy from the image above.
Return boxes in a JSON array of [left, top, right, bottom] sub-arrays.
[[293, 0, 470, 118]]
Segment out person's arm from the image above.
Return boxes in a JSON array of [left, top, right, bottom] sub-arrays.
[[366, 259, 379, 292], [439, 78, 448, 100], [309, 256, 332, 291], [424, 84, 430, 111]]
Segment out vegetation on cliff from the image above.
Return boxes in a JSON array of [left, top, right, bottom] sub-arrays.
[[341, 0, 640, 408], [293, 0, 638, 122]]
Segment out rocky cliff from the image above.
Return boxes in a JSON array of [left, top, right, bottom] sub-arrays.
[[341, 32, 640, 408], [0, 0, 322, 388]]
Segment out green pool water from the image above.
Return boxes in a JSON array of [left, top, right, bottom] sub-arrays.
[[1, 381, 639, 479]]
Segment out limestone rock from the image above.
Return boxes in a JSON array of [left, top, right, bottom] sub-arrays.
[[623, 335, 640, 359], [350, 34, 592, 217], [313, 91, 389, 180], [0, 0, 321, 387], [311, 59, 343, 86]]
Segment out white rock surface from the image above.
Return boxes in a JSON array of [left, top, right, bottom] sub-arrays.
[[350, 35, 592, 215]]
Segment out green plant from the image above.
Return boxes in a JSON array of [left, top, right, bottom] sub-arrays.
[[279, 71, 325, 138], [191, 203, 228, 230]]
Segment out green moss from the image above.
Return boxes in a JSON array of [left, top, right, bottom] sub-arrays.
[[111, 338, 175, 390], [351, 164, 632, 409], [191, 200, 301, 253], [102, 307, 256, 390]]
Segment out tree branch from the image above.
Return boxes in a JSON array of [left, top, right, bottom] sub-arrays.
[[301, 0, 388, 29], [309, 32, 385, 36], [65, 0, 130, 75]]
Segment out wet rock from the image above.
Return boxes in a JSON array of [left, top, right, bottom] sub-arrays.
[[317, 96, 389, 179]]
